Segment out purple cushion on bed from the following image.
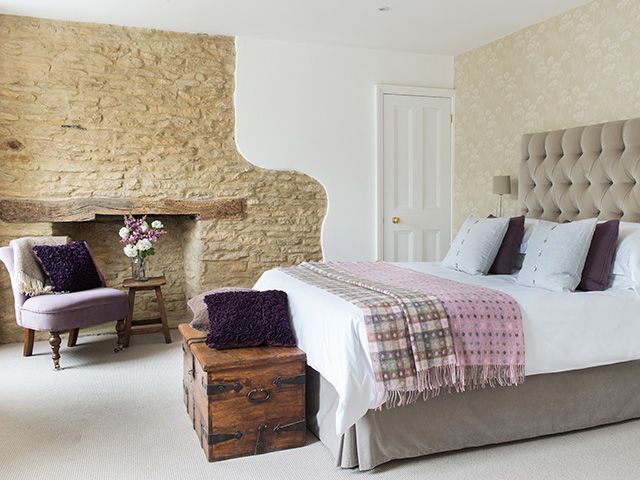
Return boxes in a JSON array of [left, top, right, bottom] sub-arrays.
[[188, 287, 253, 332], [578, 219, 620, 291], [204, 290, 296, 349], [32, 241, 104, 293], [488, 215, 525, 274]]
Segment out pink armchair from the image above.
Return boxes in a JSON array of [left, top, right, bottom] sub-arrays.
[[0, 246, 128, 369]]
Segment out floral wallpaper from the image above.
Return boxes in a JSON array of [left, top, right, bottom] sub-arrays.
[[453, 0, 640, 230]]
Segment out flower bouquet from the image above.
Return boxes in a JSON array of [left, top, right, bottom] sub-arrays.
[[119, 215, 166, 281]]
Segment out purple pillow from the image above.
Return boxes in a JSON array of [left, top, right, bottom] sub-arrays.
[[204, 290, 296, 349], [488, 215, 525, 274], [188, 287, 253, 332], [578, 219, 620, 291], [33, 241, 104, 293]]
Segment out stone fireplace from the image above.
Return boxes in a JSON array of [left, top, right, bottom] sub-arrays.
[[0, 14, 326, 343], [52, 216, 195, 334]]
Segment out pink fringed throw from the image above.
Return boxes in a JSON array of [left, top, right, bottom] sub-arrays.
[[282, 262, 524, 407]]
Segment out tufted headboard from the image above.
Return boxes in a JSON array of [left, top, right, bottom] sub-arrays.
[[519, 117, 640, 223]]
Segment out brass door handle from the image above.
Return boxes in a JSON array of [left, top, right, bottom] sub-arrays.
[[391, 216, 400, 224]]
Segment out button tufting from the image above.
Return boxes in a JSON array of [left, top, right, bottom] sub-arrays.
[[520, 121, 640, 228]]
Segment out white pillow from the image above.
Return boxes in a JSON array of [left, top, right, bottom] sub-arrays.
[[615, 221, 640, 246], [442, 216, 509, 275], [517, 218, 597, 292], [609, 274, 636, 291], [519, 218, 542, 254], [610, 223, 640, 293]]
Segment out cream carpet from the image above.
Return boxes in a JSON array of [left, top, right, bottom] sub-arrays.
[[1, 333, 640, 480]]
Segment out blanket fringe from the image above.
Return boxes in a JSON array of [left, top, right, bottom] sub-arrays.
[[382, 364, 526, 409], [14, 271, 53, 297]]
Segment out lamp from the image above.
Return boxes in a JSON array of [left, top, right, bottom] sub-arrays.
[[492, 175, 511, 217]]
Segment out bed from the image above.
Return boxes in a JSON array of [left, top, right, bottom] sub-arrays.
[[254, 117, 640, 470]]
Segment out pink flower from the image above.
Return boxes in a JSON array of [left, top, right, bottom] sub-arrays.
[[119, 214, 166, 255]]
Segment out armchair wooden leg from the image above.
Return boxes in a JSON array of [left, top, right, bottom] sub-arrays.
[[23, 328, 35, 357], [49, 331, 61, 370], [115, 319, 125, 353], [67, 328, 79, 347]]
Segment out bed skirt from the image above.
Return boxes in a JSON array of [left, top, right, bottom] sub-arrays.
[[306, 361, 640, 471]]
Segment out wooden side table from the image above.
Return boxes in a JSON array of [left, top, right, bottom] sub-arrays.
[[116, 276, 172, 351]]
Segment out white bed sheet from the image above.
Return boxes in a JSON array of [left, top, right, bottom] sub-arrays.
[[253, 262, 640, 435]]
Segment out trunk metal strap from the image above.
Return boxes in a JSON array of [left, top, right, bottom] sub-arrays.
[[273, 420, 306, 433], [202, 426, 243, 446], [205, 380, 244, 395], [255, 424, 267, 455], [272, 374, 305, 387]]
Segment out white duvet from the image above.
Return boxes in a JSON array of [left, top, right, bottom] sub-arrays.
[[254, 262, 640, 435]]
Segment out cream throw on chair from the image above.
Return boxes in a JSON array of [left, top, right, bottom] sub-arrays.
[[8, 236, 69, 296]]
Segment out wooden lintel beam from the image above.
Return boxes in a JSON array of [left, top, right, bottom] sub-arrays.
[[0, 197, 245, 223]]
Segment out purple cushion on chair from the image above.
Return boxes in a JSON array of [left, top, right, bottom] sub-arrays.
[[33, 241, 103, 293], [578, 219, 620, 291], [204, 290, 296, 349], [488, 215, 525, 274]]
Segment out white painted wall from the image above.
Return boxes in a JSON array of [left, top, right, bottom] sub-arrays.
[[235, 37, 453, 260]]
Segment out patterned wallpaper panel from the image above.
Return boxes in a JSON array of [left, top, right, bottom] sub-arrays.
[[454, 0, 640, 230]]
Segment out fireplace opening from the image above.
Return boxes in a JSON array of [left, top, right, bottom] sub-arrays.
[[51, 215, 197, 335]]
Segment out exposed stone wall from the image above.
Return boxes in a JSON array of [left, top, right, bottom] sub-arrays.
[[0, 14, 326, 343]]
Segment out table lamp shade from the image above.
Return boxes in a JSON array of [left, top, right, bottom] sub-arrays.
[[492, 175, 511, 195]]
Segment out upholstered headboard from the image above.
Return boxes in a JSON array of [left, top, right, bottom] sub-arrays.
[[519, 118, 640, 223]]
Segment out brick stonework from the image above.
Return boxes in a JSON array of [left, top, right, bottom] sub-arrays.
[[0, 15, 326, 343]]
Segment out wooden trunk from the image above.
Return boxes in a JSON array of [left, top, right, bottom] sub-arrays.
[[178, 324, 307, 461], [181, 324, 202, 429]]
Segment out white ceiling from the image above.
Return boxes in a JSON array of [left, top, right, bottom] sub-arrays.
[[0, 0, 592, 55]]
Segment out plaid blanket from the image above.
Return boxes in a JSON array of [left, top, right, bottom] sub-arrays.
[[281, 262, 524, 407]]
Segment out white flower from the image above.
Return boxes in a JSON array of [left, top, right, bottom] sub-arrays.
[[140, 221, 149, 233], [123, 244, 138, 258], [119, 227, 130, 239], [136, 239, 152, 251], [151, 220, 164, 230]]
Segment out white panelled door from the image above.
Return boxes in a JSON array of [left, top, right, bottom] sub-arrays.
[[381, 93, 452, 262]]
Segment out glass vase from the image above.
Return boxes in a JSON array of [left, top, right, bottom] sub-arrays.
[[131, 256, 148, 281]]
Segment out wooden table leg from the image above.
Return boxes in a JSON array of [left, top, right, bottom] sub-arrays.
[[124, 289, 136, 348], [67, 328, 79, 347], [155, 286, 172, 344]]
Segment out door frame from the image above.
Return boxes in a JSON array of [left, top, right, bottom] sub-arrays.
[[375, 84, 455, 261]]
